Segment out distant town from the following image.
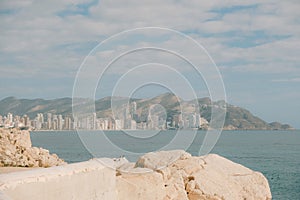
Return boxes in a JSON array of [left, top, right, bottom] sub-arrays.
[[0, 102, 209, 131]]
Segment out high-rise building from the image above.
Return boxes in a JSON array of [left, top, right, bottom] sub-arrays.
[[23, 115, 30, 127], [73, 117, 79, 130], [108, 120, 113, 130], [14, 115, 20, 123], [7, 113, 13, 126], [173, 113, 183, 128], [152, 115, 159, 129], [123, 105, 131, 122], [37, 113, 44, 124], [52, 115, 58, 130], [188, 113, 196, 128], [64, 116, 72, 130], [58, 115, 63, 130], [195, 114, 201, 128], [91, 113, 97, 130], [130, 101, 137, 119], [47, 113, 52, 129], [114, 119, 123, 130], [34, 119, 42, 130], [103, 119, 109, 130], [130, 120, 137, 130], [33, 113, 44, 129]]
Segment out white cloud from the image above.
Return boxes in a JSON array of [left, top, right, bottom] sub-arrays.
[[0, 0, 33, 10], [0, 0, 299, 80], [272, 78, 300, 82]]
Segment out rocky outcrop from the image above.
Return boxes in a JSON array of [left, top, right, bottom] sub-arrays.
[[0, 145, 271, 200], [116, 150, 272, 200], [0, 128, 66, 167]]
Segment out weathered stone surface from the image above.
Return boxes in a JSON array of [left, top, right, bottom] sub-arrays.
[[0, 145, 272, 200], [0, 128, 66, 167], [135, 150, 191, 170], [134, 151, 272, 200], [183, 154, 272, 200], [96, 157, 129, 170], [116, 171, 166, 200], [0, 160, 116, 200]]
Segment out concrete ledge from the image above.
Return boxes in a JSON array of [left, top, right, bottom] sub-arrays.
[[0, 160, 116, 200]]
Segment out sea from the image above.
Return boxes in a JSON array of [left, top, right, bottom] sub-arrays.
[[30, 130, 300, 200]]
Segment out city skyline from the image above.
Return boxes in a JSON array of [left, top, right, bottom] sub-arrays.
[[0, 102, 208, 131], [0, 94, 293, 131]]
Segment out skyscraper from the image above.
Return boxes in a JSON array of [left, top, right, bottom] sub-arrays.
[[23, 115, 30, 127], [47, 113, 52, 129], [195, 113, 201, 128], [7, 113, 13, 126], [130, 101, 137, 119], [91, 113, 97, 130], [58, 115, 63, 130], [52, 115, 58, 130], [64, 116, 72, 130]]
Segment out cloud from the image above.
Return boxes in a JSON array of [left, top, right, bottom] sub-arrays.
[[0, 0, 299, 80], [272, 78, 300, 82]]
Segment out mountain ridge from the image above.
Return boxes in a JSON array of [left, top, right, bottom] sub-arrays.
[[0, 94, 294, 130]]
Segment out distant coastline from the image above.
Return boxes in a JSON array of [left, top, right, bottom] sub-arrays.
[[0, 94, 294, 131], [30, 128, 298, 132]]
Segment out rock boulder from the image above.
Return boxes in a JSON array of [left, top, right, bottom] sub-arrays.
[[0, 128, 66, 167], [123, 150, 272, 200]]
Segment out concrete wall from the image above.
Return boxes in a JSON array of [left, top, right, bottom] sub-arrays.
[[0, 160, 116, 200]]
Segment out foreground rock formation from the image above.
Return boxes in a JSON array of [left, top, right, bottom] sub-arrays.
[[0, 150, 271, 200], [0, 128, 66, 167], [117, 150, 272, 200], [0, 130, 271, 200]]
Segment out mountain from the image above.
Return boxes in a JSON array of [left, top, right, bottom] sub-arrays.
[[0, 97, 72, 118], [0, 94, 294, 130]]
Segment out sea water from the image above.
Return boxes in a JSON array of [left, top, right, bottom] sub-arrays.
[[31, 130, 300, 199]]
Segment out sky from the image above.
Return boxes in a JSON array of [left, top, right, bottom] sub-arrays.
[[0, 0, 299, 128]]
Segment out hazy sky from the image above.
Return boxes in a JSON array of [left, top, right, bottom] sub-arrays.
[[0, 0, 299, 128]]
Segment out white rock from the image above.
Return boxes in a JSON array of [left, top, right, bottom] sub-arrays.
[[133, 150, 271, 200], [177, 154, 272, 200], [0, 135, 272, 200], [95, 157, 129, 170], [135, 150, 191, 170], [116, 171, 166, 200], [0, 128, 66, 167]]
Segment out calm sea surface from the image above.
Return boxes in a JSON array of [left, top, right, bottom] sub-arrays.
[[31, 130, 300, 200]]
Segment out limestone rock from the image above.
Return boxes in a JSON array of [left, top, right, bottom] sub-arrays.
[[95, 157, 129, 170], [0, 148, 272, 200], [135, 150, 191, 170], [132, 150, 272, 200], [184, 154, 272, 200], [0, 128, 66, 167], [116, 171, 166, 200]]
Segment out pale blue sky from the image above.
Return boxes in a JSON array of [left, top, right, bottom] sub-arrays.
[[0, 0, 299, 128]]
